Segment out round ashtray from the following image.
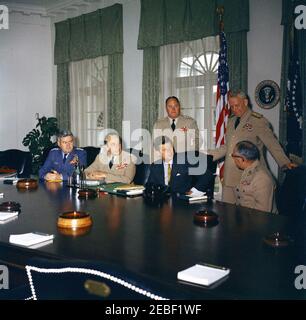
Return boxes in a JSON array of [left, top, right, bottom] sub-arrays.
[[194, 210, 219, 227], [263, 232, 292, 248], [16, 179, 38, 190], [78, 189, 97, 199], [57, 211, 92, 229], [58, 225, 91, 237], [0, 201, 21, 212]]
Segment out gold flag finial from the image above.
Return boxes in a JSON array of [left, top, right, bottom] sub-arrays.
[[216, 5, 224, 31]]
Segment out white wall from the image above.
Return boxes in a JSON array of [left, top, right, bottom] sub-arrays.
[[248, 0, 283, 177], [0, 12, 53, 150]]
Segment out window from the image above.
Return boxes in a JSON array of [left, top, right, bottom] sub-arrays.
[[160, 36, 219, 150], [69, 56, 108, 147]]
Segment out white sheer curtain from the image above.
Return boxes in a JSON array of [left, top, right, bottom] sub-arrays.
[[69, 56, 108, 147], [159, 36, 219, 150]]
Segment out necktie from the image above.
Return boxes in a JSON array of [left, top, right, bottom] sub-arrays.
[[109, 157, 114, 169], [63, 154, 68, 164], [171, 119, 176, 131], [167, 163, 172, 184], [234, 117, 240, 129]]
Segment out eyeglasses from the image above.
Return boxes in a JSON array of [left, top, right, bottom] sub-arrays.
[[231, 153, 244, 160]]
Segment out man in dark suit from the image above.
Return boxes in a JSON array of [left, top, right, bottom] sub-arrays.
[[39, 130, 87, 181], [146, 137, 215, 195]]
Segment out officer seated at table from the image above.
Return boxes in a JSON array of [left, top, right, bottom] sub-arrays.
[[232, 140, 276, 213], [146, 136, 215, 195], [39, 130, 87, 181], [84, 133, 136, 184]]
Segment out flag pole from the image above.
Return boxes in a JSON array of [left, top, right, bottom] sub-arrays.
[[216, 5, 224, 32]]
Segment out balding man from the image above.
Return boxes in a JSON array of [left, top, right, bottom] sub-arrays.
[[232, 141, 275, 212], [85, 134, 136, 184]]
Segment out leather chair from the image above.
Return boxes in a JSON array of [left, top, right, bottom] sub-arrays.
[[23, 257, 172, 300], [276, 165, 306, 216], [82, 146, 100, 166], [129, 148, 151, 185], [0, 149, 32, 178]]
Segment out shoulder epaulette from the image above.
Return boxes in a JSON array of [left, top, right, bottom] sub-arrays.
[[50, 148, 59, 151], [76, 147, 84, 151], [251, 111, 263, 119]]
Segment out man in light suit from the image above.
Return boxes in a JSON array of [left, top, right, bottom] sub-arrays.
[[85, 133, 136, 184], [153, 96, 200, 155], [208, 89, 297, 204], [39, 130, 87, 181], [146, 137, 215, 194]]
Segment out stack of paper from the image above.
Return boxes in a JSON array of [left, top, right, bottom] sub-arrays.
[[0, 211, 19, 224], [114, 184, 145, 191], [177, 263, 230, 286], [9, 232, 54, 248]]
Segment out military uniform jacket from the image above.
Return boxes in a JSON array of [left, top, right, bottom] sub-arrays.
[[39, 147, 87, 181], [209, 109, 290, 187], [235, 160, 275, 213], [84, 149, 136, 184], [153, 115, 200, 153]]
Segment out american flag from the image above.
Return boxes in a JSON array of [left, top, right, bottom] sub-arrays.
[[285, 30, 303, 158], [215, 31, 230, 176]]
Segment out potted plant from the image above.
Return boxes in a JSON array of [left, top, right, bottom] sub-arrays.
[[22, 116, 59, 175]]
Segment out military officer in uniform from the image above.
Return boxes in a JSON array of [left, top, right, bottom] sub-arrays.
[[85, 133, 136, 184], [39, 130, 87, 181], [153, 96, 201, 157], [208, 90, 296, 204], [232, 141, 275, 212]]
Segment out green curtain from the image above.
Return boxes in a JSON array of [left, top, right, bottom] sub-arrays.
[[138, 0, 249, 132], [227, 31, 248, 93], [54, 4, 123, 132], [280, 0, 306, 164], [108, 54, 123, 136], [142, 47, 160, 132], [137, 0, 249, 49], [56, 63, 70, 131]]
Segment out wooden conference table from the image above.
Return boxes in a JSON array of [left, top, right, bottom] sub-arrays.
[[0, 181, 306, 299]]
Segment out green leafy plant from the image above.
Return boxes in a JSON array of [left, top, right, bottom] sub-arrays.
[[22, 116, 59, 175]]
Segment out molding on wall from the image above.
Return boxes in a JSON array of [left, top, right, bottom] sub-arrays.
[[5, 0, 105, 19]]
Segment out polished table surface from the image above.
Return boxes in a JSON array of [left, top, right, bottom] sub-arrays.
[[0, 181, 306, 299]]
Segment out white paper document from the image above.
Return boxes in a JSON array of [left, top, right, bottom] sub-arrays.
[[9, 232, 54, 248], [177, 263, 230, 286], [0, 211, 19, 222]]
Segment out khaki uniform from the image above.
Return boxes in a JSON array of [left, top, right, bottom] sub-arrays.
[[235, 160, 276, 213], [153, 115, 200, 155], [209, 109, 290, 203], [85, 149, 136, 184]]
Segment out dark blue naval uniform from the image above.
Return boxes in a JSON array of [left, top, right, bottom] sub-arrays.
[[39, 147, 87, 181]]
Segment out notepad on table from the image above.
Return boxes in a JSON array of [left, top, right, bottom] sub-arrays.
[[0, 211, 19, 222], [9, 232, 54, 248], [179, 194, 208, 202], [0, 211, 19, 224], [177, 263, 230, 286]]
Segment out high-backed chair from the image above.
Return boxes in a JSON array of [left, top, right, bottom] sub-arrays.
[[129, 148, 151, 185], [24, 257, 172, 300], [0, 149, 32, 177], [276, 165, 306, 216], [82, 146, 100, 166]]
